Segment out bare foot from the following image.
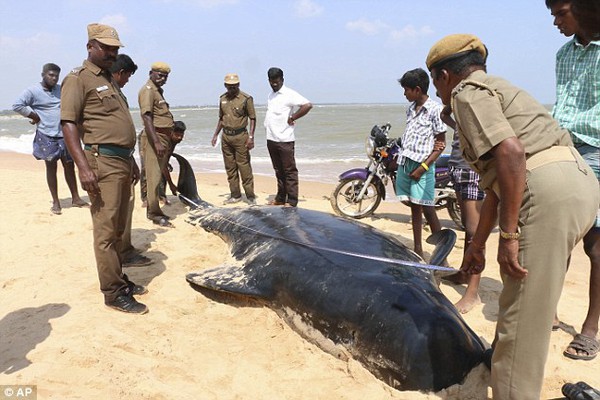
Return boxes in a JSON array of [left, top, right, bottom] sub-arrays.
[[51, 204, 62, 215], [454, 294, 481, 314], [72, 198, 89, 208]]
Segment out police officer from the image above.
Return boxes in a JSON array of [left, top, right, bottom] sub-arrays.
[[139, 62, 175, 226], [211, 73, 257, 205], [426, 34, 599, 399], [61, 23, 148, 314]]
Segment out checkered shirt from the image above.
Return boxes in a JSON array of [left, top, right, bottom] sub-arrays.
[[553, 38, 600, 148], [399, 97, 447, 164]]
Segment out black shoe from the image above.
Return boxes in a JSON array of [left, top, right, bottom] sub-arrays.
[[106, 294, 148, 314], [127, 281, 148, 296], [123, 254, 153, 268]]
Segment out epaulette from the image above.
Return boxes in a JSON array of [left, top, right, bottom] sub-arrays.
[[69, 66, 85, 76], [452, 79, 496, 98]]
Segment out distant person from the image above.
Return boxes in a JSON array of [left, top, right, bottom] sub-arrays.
[[12, 63, 88, 215], [426, 33, 597, 399], [61, 23, 148, 314], [440, 105, 484, 314], [163, 120, 187, 198], [211, 73, 257, 205], [139, 62, 175, 227], [264, 67, 312, 207], [396, 68, 446, 258], [547, 0, 600, 361], [109, 54, 153, 268]]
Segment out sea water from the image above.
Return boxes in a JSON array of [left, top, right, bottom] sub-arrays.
[[0, 104, 408, 184]]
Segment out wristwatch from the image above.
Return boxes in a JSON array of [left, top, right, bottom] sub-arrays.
[[499, 226, 521, 240]]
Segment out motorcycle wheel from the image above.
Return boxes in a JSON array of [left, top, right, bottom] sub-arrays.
[[330, 178, 382, 219], [447, 198, 464, 231]]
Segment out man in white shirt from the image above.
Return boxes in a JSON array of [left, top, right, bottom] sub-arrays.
[[264, 67, 312, 207]]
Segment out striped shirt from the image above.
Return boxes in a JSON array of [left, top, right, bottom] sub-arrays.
[[399, 97, 446, 164], [553, 37, 600, 148]]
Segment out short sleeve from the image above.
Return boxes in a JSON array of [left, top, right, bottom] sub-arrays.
[[246, 96, 256, 119], [138, 87, 154, 115], [60, 74, 85, 123], [454, 87, 516, 159]]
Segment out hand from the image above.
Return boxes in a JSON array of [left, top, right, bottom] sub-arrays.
[[246, 136, 255, 150], [497, 238, 527, 279], [131, 160, 140, 185], [211, 134, 218, 147], [433, 139, 446, 152], [29, 113, 40, 125], [287, 116, 295, 126], [460, 241, 486, 275], [78, 166, 100, 195], [409, 166, 425, 181], [154, 141, 167, 159]]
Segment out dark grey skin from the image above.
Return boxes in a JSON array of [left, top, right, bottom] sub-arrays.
[[185, 205, 486, 392]]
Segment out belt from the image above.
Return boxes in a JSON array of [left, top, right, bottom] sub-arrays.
[[84, 144, 134, 160], [223, 127, 246, 136], [526, 146, 579, 171]]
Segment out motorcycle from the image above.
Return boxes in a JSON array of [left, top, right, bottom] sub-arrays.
[[330, 123, 463, 230]]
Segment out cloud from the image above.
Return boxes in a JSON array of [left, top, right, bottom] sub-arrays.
[[158, 0, 238, 7], [389, 25, 434, 42], [99, 14, 130, 33], [345, 18, 389, 36], [294, 0, 323, 18], [0, 32, 61, 53]]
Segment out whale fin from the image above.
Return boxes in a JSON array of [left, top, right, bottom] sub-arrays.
[[186, 264, 271, 299], [426, 229, 457, 266], [172, 153, 212, 209]]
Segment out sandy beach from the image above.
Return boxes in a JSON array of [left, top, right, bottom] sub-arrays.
[[0, 151, 598, 399]]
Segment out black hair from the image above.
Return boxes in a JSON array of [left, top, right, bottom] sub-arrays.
[[545, 0, 571, 8], [42, 63, 61, 73], [571, 0, 600, 38], [430, 50, 487, 77], [173, 120, 186, 132], [109, 54, 138, 74], [267, 67, 284, 80], [399, 68, 429, 93]]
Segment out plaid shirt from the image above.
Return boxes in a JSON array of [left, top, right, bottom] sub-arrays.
[[553, 37, 600, 148], [399, 97, 446, 164]]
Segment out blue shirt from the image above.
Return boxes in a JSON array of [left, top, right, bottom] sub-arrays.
[[12, 82, 62, 137]]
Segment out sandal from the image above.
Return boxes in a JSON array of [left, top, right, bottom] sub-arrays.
[[563, 333, 599, 361]]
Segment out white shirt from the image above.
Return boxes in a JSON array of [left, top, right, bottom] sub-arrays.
[[264, 85, 310, 142]]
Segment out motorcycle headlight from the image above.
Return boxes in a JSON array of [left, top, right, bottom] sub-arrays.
[[365, 136, 375, 159]]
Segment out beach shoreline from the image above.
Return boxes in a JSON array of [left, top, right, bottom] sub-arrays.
[[0, 150, 598, 399]]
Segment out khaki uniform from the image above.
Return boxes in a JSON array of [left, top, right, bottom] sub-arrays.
[[452, 70, 599, 400], [138, 79, 174, 219], [61, 59, 137, 302], [219, 90, 256, 199]]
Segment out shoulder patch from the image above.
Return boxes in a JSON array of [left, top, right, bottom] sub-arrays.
[[452, 79, 496, 98], [70, 66, 84, 76]]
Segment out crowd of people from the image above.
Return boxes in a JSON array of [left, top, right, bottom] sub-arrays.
[[9, 0, 599, 397]]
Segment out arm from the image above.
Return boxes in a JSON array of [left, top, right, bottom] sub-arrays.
[[162, 150, 177, 195], [141, 112, 167, 158], [212, 119, 223, 147], [489, 136, 527, 279], [246, 118, 256, 150], [440, 105, 456, 130], [409, 131, 446, 181], [12, 89, 40, 125], [61, 121, 100, 194], [287, 102, 313, 126], [461, 190, 498, 274]]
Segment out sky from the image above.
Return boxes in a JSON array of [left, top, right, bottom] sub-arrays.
[[0, 0, 570, 110]]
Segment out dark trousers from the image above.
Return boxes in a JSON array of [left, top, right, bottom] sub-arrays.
[[267, 140, 298, 206]]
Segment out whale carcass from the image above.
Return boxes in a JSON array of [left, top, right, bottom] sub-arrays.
[[185, 205, 485, 392]]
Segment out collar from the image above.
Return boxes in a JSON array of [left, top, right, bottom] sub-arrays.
[[146, 78, 163, 94], [83, 59, 105, 77], [272, 84, 289, 95], [571, 36, 600, 49]]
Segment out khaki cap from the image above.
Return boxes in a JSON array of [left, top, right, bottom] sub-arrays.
[[224, 73, 240, 84], [426, 34, 487, 70], [87, 23, 123, 47], [151, 62, 171, 73]]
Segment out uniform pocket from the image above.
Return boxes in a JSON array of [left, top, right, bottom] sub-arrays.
[[96, 90, 120, 113]]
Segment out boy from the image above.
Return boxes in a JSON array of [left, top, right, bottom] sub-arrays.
[[396, 68, 447, 257]]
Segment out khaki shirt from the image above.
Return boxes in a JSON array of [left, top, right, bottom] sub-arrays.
[[60, 59, 136, 148], [451, 70, 573, 190], [219, 90, 256, 129], [138, 79, 174, 129]]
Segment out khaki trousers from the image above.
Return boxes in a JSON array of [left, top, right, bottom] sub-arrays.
[[491, 151, 599, 399], [221, 132, 255, 199], [120, 182, 136, 258], [141, 130, 171, 219], [84, 151, 132, 302]]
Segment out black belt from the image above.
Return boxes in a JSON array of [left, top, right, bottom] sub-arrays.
[[84, 144, 134, 160], [223, 127, 246, 136]]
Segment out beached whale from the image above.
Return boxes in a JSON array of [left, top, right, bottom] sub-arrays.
[[185, 205, 486, 392]]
